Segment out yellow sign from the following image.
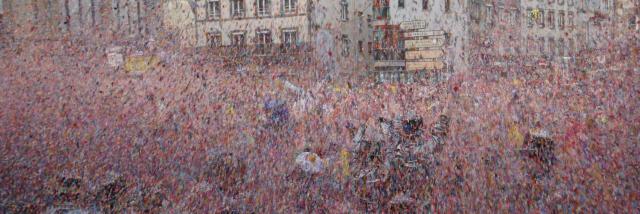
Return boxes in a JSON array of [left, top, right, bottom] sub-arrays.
[[403, 30, 445, 38], [373, 60, 405, 68], [340, 149, 350, 177], [404, 36, 446, 49], [405, 50, 444, 60], [400, 20, 427, 30], [124, 56, 160, 73], [405, 61, 445, 71]]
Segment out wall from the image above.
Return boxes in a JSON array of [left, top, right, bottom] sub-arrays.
[[162, 0, 198, 47], [314, 0, 373, 73], [195, 0, 372, 74], [373, 0, 469, 72], [197, 0, 311, 46]]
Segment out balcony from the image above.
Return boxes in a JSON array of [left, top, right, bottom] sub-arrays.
[[231, 10, 246, 18], [257, 9, 270, 17]]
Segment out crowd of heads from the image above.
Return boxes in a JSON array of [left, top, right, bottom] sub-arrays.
[[0, 32, 639, 212]]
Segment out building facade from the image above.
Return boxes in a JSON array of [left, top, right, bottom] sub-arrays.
[[614, 0, 639, 36], [372, 0, 468, 82], [372, 0, 621, 82], [191, 0, 373, 73], [196, 0, 312, 48], [2, 0, 161, 42]]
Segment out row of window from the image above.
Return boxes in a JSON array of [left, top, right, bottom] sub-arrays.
[[397, 0, 451, 12], [206, 29, 298, 47], [531, 0, 578, 7], [206, 0, 298, 20], [205, 31, 370, 58], [374, 0, 437, 19], [37, 0, 148, 35], [476, 5, 576, 30], [534, 0, 613, 11], [526, 36, 576, 56], [526, 8, 575, 30]]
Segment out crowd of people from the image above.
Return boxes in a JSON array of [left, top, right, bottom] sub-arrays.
[[0, 32, 638, 212]]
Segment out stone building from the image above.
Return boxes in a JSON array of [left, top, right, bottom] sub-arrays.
[[372, 0, 468, 82], [1, 0, 162, 42], [190, 0, 373, 73], [371, 0, 622, 82], [576, 0, 617, 51], [468, 0, 582, 66], [614, 0, 639, 36]]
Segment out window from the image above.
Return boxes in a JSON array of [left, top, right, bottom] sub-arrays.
[[538, 37, 545, 55], [207, 0, 221, 19], [558, 0, 564, 5], [341, 35, 350, 56], [537, 9, 545, 28], [368, 42, 373, 54], [64, 0, 71, 30], [257, 0, 270, 16], [256, 30, 272, 54], [358, 40, 364, 53], [77, 0, 84, 25], [548, 37, 556, 57], [423, 0, 429, 10], [207, 32, 222, 47], [374, 0, 390, 19], [558, 38, 565, 56], [558, 11, 565, 29], [399, 0, 404, 8], [568, 38, 575, 55], [486, 5, 494, 26], [256, 30, 272, 44], [444, 31, 451, 46], [526, 8, 534, 28], [499, 8, 506, 24], [511, 8, 519, 25], [568, 12, 574, 28], [470, 1, 481, 22], [282, 29, 297, 46], [445, 0, 450, 13], [340, 0, 348, 21], [548, 10, 555, 29], [90, 0, 97, 25], [283, 0, 297, 13], [231, 32, 245, 46], [630, 16, 638, 30], [231, 0, 245, 17]]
